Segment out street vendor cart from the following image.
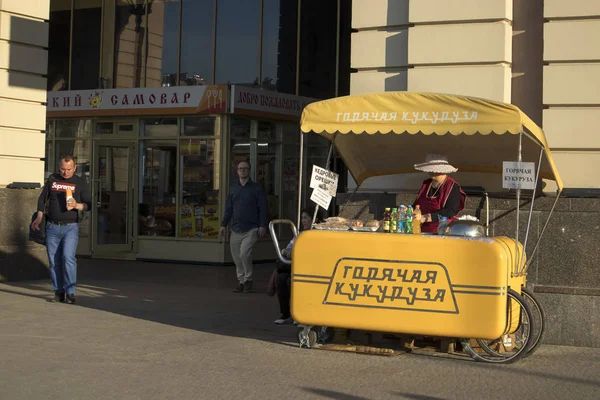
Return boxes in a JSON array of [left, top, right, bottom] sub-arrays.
[[269, 92, 563, 364]]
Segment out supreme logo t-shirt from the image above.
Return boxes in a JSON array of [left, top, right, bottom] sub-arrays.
[[41, 173, 92, 223]]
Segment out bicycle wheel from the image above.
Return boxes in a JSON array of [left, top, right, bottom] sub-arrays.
[[477, 287, 546, 359], [520, 287, 546, 357], [461, 289, 534, 364]]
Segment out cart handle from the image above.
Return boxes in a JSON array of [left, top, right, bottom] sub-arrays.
[[269, 219, 299, 265]]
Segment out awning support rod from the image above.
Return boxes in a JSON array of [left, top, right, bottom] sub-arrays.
[[522, 189, 562, 275], [297, 131, 304, 228], [312, 140, 336, 226], [520, 147, 544, 273], [514, 130, 523, 277]]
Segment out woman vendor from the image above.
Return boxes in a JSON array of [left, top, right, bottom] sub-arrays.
[[413, 153, 466, 233]]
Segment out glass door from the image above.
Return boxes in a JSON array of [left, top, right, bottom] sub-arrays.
[[93, 141, 135, 254]]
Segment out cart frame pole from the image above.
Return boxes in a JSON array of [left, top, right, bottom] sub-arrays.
[[297, 131, 304, 228], [520, 147, 544, 273], [514, 130, 523, 277], [312, 142, 336, 226], [523, 189, 562, 274]]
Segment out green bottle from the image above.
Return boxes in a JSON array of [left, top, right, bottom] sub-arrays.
[[405, 205, 413, 234]]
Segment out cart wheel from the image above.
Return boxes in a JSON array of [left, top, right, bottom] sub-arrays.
[[461, 289, 534, 364], [476, 287, 546, 359], [317, 326, 336, 344], [520, 286, 546, 357], [297, 326, 318, 349]]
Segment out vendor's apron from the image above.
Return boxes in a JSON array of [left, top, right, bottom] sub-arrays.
[[415, 177, 466, 233]]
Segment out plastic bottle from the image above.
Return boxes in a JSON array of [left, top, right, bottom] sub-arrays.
[[66, 188, 74, 210], [412, 205, 422, 234], [437, 216, 449, 235], [390, 208, 398, 233], [405, 206, 413, 234], [383, 207, 391, 233], [397, 205, 406, 233]]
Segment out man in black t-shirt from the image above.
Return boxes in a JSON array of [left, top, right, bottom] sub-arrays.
[[32, 153, 91, 304]]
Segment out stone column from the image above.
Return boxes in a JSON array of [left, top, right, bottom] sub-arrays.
[[0, 0, 50, 281]]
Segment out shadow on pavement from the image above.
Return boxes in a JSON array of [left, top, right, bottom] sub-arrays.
[[0, 258, 297, 346], [301, 388, 372, 400]]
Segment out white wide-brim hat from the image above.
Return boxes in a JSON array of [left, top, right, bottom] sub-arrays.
[[414, 153, 458, 174]]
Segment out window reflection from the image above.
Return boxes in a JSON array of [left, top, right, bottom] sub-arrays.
[[298, 0, 337, 99], [276, 0, 298, 94], [215, 0, 260, 85], [71, 0, 102, 90], [147, 0, 180, 88], [180, 0, 214, 86], [48, 0, 71, 91], [139, 141, 177, 237], [261, 0, 279, 91], [114, 0, 147, 88]]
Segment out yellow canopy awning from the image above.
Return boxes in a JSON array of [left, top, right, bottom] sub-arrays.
[[300, 92, 563, 190]]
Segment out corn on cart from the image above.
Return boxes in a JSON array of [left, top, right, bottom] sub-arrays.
[[269, 92, 562, 364]]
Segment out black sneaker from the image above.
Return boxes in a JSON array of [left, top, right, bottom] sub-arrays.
[[243, 280, 253, 293], [233, 282, 244, 293], [51, 292, 65, 303], [66, 294, 76, 304]]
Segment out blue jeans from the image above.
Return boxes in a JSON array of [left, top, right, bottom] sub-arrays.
[[46, 222, 79, 295]]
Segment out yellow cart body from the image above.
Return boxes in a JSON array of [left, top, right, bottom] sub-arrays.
[[291, 230, 525, 340]]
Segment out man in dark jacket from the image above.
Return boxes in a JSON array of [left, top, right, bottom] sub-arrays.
[[220, 161, 268, 293], [31, 153, 91, 304]]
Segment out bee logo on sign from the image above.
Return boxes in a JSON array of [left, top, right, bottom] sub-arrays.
[[502, 161, 536, 190]]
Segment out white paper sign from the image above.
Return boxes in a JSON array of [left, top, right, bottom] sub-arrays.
[[310, 187, 333, 210], [310, 166, 339, 197], [502, 161, 536, 190]]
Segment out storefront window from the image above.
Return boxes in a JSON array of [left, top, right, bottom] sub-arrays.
[[303, 134, 331, 210], [45, 141, 54, 178], [55, 140, 91, 183], [47, 0, 71, 91], [179, 138, 220, 239], [180, 0, 214, 86], [56, 119, 92, 138], [256, 141, 281, 221], [215, 0, 260, 85], [46, 121, 55, 139], [230, 118, 251, 183], [282, 123, 301, 223], [139, 141, 177, 237], [55, 139, 91, 236], [146, 0, 180, 88], [141, 118, 178, 137], [261, 0, 280, 91], [182, 117, 217, 136], [71, 0, 102, 90]]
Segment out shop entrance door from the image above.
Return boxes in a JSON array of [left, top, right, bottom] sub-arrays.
[[92, 141, 135, 255]]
